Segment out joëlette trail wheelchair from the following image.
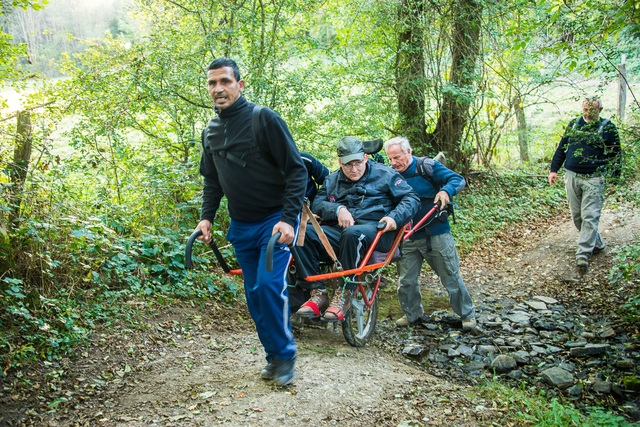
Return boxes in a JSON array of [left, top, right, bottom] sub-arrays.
[[185, 202, 442, 347]]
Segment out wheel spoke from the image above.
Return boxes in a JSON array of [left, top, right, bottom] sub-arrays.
[[342, 277, 380, 347]]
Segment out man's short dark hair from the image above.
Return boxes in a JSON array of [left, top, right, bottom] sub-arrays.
[[207, 58, 241, 82]]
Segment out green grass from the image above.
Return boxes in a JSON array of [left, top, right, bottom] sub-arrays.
[[478, 380, 636, 427]]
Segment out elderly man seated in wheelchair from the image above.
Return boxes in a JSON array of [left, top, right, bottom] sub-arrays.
[[294, 136, 420, 322]]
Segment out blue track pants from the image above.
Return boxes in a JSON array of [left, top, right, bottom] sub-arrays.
[[227, 211, 297, 362]]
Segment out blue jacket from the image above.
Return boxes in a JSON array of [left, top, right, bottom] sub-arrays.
[[401, 157, 466, 238], [312, 160, 419, 227]]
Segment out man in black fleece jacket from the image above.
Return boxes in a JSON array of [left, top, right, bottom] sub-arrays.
[[195, 58, 307, 386], [548, 97, 622, 273]]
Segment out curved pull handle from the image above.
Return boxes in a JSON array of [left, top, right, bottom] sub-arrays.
[[266, 232, 282, 272], [185, 229, 203, 269]]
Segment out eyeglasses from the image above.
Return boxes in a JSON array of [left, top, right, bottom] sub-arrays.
[[342, 160, 365, 170]]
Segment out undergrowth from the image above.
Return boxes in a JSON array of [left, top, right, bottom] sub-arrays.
[[479, 380, 635, 426], [0, 204, 239, 372], [452, 170, 567, 252], [3, 170, 636, 368], [0, 169, 568, 370]]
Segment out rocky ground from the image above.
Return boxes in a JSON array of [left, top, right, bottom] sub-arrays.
[[1, 200, 639, 426]]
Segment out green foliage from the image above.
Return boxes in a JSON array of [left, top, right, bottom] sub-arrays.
[[452, 171, 567, 252], [479, 380, 634, 426], [520, 398, 634, 426], [607, 183, 640, 323], [621, 292, 640, 323], [0, 210, 241, 369], [0, 139, 239, 370], [609, 243, 640, 285], [605, 147, 640, 322], [539, 0, 640, 77], [618, 110, 640, 180], [1, 275, 92, 363], [0, 0, 48, 81], [4, 0, 131, 77]]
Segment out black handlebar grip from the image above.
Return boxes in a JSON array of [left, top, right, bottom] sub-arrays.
[[185, 229, 203, 269], [266, 232, 281, 272]]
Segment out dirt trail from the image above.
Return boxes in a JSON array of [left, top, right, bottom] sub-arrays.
[[6, 200, 639, 427], [459, 198, 640, 307], [28, 311, 485, 427]]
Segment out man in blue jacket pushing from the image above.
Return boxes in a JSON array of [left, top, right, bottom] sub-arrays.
[[384, 136, 476, 331]]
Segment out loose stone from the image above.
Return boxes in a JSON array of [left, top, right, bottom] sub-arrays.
[[490, 355, 518, 373], [541, 367, 574, 389]]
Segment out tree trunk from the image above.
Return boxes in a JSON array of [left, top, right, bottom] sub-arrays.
[[8, 111, 33, 227], [513, 94, 530, 163], [431, 0, 481, 171], [395, 0, 428, 153]]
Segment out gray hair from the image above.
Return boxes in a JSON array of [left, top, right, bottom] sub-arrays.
[[585, 97, 603, 109], [383, 136, 412, 153]]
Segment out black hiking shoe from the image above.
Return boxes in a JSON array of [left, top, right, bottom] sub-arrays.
[[261, 360, 276, 380], [576, 257, 589, 275], [272, 357, 296, 386]]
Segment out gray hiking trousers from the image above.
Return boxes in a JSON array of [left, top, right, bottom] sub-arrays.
[[564, 170, 605, 260], [396, 232, 475, 323]]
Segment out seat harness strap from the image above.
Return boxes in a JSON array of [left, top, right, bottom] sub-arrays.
[[301, 201, 342, 271]]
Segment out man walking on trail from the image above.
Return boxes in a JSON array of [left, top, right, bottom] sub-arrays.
[[194, 58, 307, 386], [294, 136, 420, 322], [383, 136, 476, 331], [548, 97, 622, 274]]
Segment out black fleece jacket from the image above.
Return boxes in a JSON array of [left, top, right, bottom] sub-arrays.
[[550, 116, 622, 177], [199, 96, 306, 226]]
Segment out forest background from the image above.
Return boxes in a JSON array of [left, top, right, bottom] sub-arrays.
[[1, 0, 640, 425]]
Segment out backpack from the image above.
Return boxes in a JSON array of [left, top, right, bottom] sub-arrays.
[[571, 118, 610, 136], [203, 104, 278, 169], [413, 156, 458, 223], [252, 105, 264, 145]]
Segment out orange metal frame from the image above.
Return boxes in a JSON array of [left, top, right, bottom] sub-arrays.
[[225, 204, 440, 313]]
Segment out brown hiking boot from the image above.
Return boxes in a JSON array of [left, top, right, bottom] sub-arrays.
[[462, 317, 477, 331], [322, 288, 352, 322], [395, 315, 410, 327], [296, 289, 328, 318]]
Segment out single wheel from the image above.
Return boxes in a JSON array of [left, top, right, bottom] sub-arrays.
[[342, 276, 380, 347]]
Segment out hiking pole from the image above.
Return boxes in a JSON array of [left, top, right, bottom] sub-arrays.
[[185, 229, 231, 273]]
